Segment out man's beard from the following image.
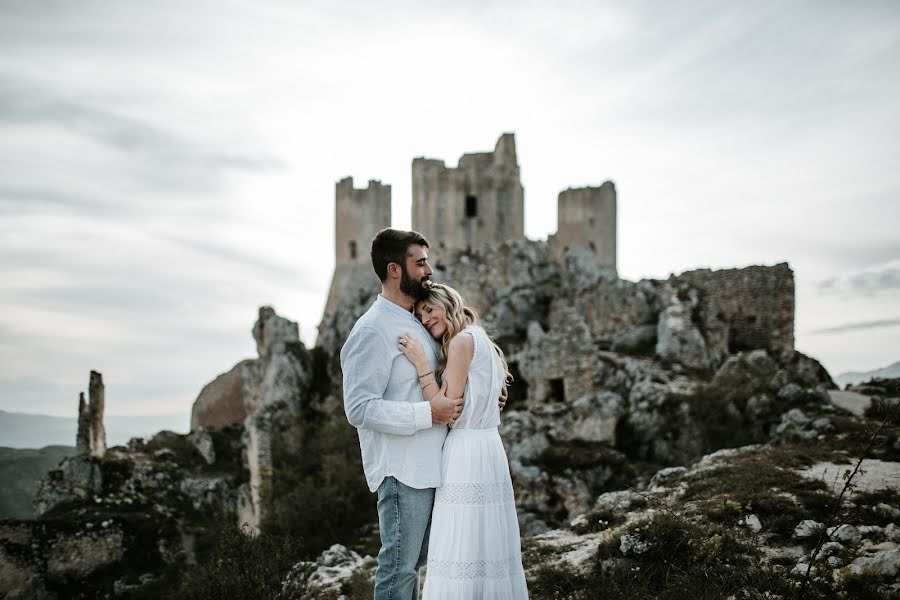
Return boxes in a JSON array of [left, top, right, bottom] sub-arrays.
[[400, 266, 431, 301]]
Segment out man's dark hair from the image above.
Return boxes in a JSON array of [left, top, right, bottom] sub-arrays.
[[370, 228, 430, 282]]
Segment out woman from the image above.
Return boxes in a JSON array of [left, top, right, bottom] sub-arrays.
[[398, 283, 528, 599]]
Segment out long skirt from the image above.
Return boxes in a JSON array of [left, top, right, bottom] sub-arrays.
[[422, 427, 529, 599]]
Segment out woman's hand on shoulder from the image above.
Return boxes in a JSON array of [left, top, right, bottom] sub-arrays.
[[398, 332, 429, 372]]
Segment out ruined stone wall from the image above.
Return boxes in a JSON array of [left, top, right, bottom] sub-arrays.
[[549, 182, 617, 274], [324, 178, 390, 315], [411, 133, 525, 253], [334, 177, 390, 267], [671, 263, 795, 357]]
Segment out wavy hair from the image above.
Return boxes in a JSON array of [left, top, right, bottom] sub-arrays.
[[423, 283, 512, 386]]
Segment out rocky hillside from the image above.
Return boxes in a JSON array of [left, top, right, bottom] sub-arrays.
[[282, 381, 900, 599], [3, 239, 898, 599]]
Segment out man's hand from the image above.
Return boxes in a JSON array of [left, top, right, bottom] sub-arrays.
[[498, 383, 508, 411], [430, 381, 464, 425]]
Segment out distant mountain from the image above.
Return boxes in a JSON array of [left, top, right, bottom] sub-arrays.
[[0, 445, 76, 519], [834, 360, 900, 388], [0, 410, 189, 450]]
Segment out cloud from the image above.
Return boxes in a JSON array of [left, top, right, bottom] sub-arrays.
[[0, 74, 285, 174], [808, 318, 900, 335], [817, 259, 900, 296]]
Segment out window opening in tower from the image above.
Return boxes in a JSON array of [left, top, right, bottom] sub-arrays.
[[465, 195, 478, 218]]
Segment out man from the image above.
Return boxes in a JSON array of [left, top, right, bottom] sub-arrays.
[[341, 228, 461, 600]]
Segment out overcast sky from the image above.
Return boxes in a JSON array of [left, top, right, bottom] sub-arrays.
[[1, 0, 898, 423]]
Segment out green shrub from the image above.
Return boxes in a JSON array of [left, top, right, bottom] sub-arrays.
[[173, 521, 300, 600], [263, 408, 376, 559]]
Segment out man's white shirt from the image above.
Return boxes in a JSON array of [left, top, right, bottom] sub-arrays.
[[341, 295, 447, 492]]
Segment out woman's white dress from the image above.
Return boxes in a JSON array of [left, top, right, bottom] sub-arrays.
[[423, 325, 529, 599]]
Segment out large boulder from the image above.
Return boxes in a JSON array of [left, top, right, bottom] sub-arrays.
[[191, 360, 256, 430]]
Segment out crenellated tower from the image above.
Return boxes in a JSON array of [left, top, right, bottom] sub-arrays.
[[411, 133, 525, 253], [323, 177, 391, 314], [549, 181, 617, 274]]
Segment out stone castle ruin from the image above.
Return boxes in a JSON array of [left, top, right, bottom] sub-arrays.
[[323, 133, 618, 318]]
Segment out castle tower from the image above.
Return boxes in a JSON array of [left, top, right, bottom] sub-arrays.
[[334, 177, 391, 267], [411, 133, 525, 253], [549, 181, 617, 273], [323, 177, 391, 314]]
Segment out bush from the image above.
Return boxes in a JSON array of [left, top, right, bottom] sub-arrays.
[[173, 520, 300, 600], [263, 408, 377, 558]]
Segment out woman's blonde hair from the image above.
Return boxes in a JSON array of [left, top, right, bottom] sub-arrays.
[[423, 283, 512, 385]]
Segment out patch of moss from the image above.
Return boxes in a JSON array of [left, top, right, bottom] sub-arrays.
[[852, 487, 900, 527], [680, 452, 835, 542]]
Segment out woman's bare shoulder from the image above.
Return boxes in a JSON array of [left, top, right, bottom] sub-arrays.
[[448, 329, 475, 356]]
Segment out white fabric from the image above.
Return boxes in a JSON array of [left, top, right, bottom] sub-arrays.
[[423, 326, 529, 599], [340, 295, 447, 492]]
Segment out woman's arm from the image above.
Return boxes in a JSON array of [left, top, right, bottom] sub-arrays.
[[398, 333, 441, 402], [442, 333, 474, 400]]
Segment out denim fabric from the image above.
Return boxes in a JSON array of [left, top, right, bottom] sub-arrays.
[[374, 476, 435, 600]]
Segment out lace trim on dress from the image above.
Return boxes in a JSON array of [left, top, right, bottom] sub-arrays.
[[427, 557, 522, 580], [434, 481, 515, 505]]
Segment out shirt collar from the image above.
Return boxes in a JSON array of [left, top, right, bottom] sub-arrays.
[[375, 294, 416, 318]]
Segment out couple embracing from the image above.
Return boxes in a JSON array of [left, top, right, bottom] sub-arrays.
[[341, 228, 529, 599]]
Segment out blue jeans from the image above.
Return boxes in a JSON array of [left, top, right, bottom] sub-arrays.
[[374, 476, 435, 600]]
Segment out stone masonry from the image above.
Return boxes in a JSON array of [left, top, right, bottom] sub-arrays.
[[412, 133, 525, 255], [671, 263, 795, 357], [324, 177, 391, 315], [548, 182, 617, 274]]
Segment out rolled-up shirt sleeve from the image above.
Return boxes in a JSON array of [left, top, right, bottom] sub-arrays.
[[341, 326, 433, 435]]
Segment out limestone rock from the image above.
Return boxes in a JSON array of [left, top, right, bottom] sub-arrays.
[[794, 519, 824, 539], [76, 371, 106, 458], [191, 307, 310, 431], [655, 291, 721, 372], [33, 455, 102, 517], [191, 360, 256, 430], [851, 548, 900, 577], [828, 524, 862, 546], [280, 544, 375, 599]]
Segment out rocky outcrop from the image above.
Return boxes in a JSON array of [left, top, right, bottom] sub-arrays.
[[76, 371, 106, 458], [32, 453, 102, 517], [192, 307, 310, 431], [5, 417, 245, 598], [190, 360, 256, 430], [279, 544, 375, 599], [34, 372, 109, 517]]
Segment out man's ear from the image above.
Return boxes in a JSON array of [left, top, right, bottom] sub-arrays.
[[386, 262, 402, 280]]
